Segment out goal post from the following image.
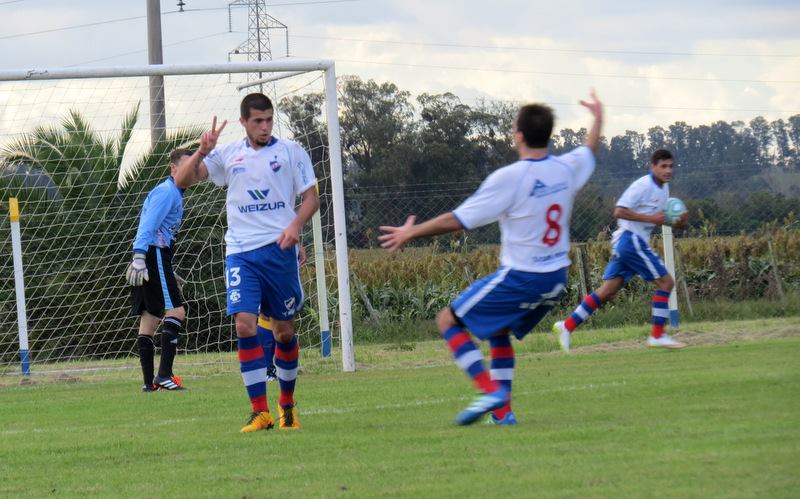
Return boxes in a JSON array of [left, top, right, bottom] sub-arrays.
[[661, 183, 679, 329], [0, 60, 355, 375]]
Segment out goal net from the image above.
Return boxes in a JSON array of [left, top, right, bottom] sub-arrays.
[[0, 61, 354, 379]]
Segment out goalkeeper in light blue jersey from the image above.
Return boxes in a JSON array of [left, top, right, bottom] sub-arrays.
[[126, 148, 193, 392]]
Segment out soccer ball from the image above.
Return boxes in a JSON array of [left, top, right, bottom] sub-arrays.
[[663, 197, 687, 225]]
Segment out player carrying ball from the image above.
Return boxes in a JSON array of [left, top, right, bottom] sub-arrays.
[[553, 149, 688, 351]]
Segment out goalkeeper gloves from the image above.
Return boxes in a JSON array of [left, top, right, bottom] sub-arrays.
[[126, 253, 149, 286]]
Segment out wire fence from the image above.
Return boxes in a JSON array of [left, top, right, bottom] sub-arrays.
[[344, 165, 800, 248]]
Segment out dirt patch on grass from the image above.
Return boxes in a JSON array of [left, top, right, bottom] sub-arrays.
[[575, 324, 800, 354]]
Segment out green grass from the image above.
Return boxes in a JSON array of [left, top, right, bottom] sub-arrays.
[[1, 320, 799, 498], [353, 294, 800, 344]]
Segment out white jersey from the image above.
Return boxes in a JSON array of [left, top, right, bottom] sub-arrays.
[[453, 146, 595, 273], [612, 174, 667, 244], [204, 137, 316, 256]]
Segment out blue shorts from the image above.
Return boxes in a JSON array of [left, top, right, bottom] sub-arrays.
[[451, 266, 567, 340], [603, 231, 668, 283], [224, 243, 304, 319]]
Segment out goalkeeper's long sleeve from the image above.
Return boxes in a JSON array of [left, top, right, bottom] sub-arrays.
[[132, 176, 185, 253]]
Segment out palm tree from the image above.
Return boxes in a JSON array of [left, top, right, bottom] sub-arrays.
[[0, 104, 208, 365]]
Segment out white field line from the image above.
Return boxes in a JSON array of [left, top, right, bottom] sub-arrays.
[[0, 380, 627, 436]]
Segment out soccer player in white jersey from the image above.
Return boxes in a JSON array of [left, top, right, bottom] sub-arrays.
[[379, 91, 603, 425], [552, 149, 688, 351], [173, 93, 319, 432]]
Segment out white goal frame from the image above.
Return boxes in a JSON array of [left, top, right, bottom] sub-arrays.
[[0, 60, 355, 373]]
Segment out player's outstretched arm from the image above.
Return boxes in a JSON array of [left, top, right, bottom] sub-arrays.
[[173, 116, 228, 188], [580, 90, 603, 153], [378, 212, 463, 253]]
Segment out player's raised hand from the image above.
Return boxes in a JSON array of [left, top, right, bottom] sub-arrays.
[[378, 215, 417, 253], [579, 89, 603, 120], [199, 116, 228, 155]]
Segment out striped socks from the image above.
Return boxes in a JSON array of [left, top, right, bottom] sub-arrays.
[[237, 335, 268, 413], [564, 292, 602, 332], [489, 334, 514, 418], [651, 289, 670, 338], [442, 326, 498, 394], [275, 336, 299, 407]]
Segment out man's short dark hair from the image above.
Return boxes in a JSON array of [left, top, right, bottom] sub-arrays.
[[240, 93, 273, 119], [516, 104, 555, 148], [169, 148, 192, 165], [650, 149, 673, 165]]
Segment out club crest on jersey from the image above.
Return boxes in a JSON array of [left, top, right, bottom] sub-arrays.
[[284, 297, 296, 311], [530, 179, 568, 198], [270, 156, 281, 173]]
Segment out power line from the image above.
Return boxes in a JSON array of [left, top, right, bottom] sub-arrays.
[[320, 56, 800, 85], [0, 14, 150, 41], [66, 31, 238, 67], [0, 9, 197, 41], [0, 1, 363, 41], [293, 34, 800, 59], [182, 0, 361, 10], [458, 97, 800, 114]]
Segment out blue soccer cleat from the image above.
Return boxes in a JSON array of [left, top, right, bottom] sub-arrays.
[[455, 386, 509, 426], [489, 411, 518, 426]]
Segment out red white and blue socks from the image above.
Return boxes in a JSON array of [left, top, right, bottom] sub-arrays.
[[489, 334, 514, 419], [442, 326, 498, 394], [564, 291, 602, 332], [237, 335, 268, 413], [275, 336, 299, 407], [651, 289, 670, 338]]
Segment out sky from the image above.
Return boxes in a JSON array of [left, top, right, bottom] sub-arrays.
[[0, 0, 799, 138]]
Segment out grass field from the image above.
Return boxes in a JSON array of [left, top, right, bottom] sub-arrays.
[[1, 318, 799, 498]]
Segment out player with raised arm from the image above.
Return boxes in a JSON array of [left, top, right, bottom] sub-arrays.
[[552, 149, 688, 351], [173, 93, 319, 432], [127, 148, 193, 392], [379, 91, 603, 425]]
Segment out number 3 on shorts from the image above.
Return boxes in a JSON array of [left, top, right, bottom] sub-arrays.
[[226, 266, 241, 288]]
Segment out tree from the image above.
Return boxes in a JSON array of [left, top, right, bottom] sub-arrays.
[[338, 76, 417, 186], [0, 104, 207, 361]]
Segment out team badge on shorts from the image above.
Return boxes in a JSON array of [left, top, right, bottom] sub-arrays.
[[229, 290, 241, 303], [284, 297, 296, 312]]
